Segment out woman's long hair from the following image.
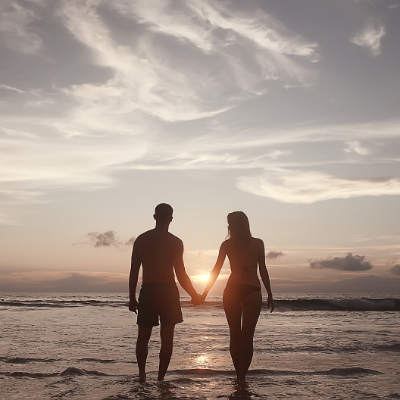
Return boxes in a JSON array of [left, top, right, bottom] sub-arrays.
[[227, 211, 252, 243]]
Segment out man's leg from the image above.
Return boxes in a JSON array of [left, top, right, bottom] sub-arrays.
[[136, 326, 152, 382], [158, 324, 175, 381]]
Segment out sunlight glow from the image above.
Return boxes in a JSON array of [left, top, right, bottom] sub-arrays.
[[195, 354, 210, 368], [198, 274, 210, 282]]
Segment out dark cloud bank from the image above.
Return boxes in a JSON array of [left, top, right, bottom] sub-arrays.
[[390, 264, 400, 276], [310, 253, 373, 271], [266, 251, 285, 260]]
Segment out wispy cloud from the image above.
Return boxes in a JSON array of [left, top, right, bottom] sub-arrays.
[[0, 1, 43, 54], [0, 0, 399, 227], [350, 20, 385, 56], [114, 0, 318, 58], [0, 84, 25, 93], [58, 0, 317, 123], [310, 253, 373, 272], [344, 141, 369, 155], [237, 168, 400, 204]]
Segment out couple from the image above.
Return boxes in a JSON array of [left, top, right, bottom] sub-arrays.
[[129, 203, 274, 383]]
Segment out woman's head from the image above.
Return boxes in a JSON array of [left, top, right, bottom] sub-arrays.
[[227, 211, 251, 241]]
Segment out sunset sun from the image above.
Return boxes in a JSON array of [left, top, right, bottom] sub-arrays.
[[198, 274, 210, 282]]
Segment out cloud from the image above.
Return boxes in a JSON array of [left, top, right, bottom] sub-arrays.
[[125, 236, 136, 246], [120, 119, 400, 173], [350, 20, 385, 56], [0, 0, 399, 227], [344, 141, 369, 155], [266, 251, 285, 260], [390, 264, 400, 276], [0, 1, 43, 54], [129, 0, 318, 57], [58, 0, 317, 123], [237, 168, 400, 204], [84, 231, 135, 248], [0, 84, 25, 93], [87, 231, 122, 248], [310, 253, 373, 271]]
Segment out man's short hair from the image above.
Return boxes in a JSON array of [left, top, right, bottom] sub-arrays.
[[154, 203, 173, 221]]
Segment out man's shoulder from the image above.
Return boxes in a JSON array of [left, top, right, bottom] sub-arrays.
[[135, 230, 154, 243], [136, 230, 182, 244], [167, 232, 183, 245]]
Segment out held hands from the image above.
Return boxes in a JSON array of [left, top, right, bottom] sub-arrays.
[[191, 293, 207, 306], [129, 298, 138, 313]]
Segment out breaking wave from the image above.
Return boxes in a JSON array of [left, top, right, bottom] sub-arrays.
[[0, 366, 381, 379], [1, 296, 399, 311]]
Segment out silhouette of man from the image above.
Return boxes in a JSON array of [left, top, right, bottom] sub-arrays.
[[129, 203, 200, 382]]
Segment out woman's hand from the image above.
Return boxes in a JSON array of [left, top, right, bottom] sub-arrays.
[[267, 295, 274, 313]]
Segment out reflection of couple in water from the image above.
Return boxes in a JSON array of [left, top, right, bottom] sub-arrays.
[[129, 203, 274, 383]]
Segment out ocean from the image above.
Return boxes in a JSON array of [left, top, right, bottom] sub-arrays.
[[0, 293, 399, 399]]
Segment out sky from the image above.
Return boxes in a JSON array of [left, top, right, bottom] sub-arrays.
[[1, 0, 400, 293]]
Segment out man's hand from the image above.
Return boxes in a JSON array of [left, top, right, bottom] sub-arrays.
[[267, 295, 274, 313], [129, 298, 139, 313]]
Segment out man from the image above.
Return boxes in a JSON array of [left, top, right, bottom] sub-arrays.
[[129, 203, 200, 383]]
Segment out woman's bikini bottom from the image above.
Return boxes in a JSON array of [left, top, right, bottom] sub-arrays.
[[224, 282, 261, 303]]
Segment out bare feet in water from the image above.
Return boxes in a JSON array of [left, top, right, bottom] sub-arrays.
[[138, 371, 146, 383]]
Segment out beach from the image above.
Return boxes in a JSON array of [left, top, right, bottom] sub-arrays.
[[1, 293, 399, 399]]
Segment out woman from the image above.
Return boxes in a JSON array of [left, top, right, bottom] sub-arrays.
[[200, 211, 274, 382]]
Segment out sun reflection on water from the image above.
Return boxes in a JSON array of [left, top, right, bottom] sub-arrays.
[[195, 354, 210, 368]]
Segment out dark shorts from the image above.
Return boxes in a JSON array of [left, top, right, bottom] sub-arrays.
[[137, 282, 183, 327]]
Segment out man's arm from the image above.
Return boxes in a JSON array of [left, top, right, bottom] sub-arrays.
[[129, 240, 141, 313], [258, 239, 274, 313], [173, 240, 199, 303]]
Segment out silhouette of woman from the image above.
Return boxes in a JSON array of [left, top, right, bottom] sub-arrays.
[[200, 211, 274, 382]]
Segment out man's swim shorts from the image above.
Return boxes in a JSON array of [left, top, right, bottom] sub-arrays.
[[137, 282, 183, 327]]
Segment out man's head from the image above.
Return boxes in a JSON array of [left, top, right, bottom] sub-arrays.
[[154, 203, 173, 222]]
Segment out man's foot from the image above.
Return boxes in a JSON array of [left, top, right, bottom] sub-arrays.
[[139, 371, 146, 383], [157, 373, 165, 381]]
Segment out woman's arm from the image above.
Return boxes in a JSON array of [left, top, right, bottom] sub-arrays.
[[201, 242, 227, 299], [258, 239, 274, 312]]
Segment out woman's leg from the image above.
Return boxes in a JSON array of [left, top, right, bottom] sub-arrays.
[[223, 289, 242, 379], [238, 291, 262, 381]]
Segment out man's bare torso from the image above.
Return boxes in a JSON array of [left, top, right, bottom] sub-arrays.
[[134, 229, 182, 283]]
